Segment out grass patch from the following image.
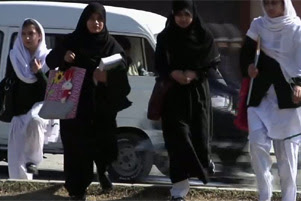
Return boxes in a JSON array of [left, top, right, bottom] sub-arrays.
[[0, 180, 299, 200]]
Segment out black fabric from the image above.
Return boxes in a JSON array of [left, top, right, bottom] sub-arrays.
[[172, 0, 194, 15], [0, 75, 16, 122], [157, 0, 220, 77], [5, 57, 47, 117], [46, 2, 130, 196], [155, 0, 218, 184], [162, 81, 211, 184], [240, 36, 301, 109]]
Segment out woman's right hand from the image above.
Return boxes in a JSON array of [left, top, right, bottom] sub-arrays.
[[64, 50, 76, 63], [171, 70, 191, 85], [248, 63, 258, 78]]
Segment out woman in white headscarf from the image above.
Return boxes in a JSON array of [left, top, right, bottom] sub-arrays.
[[240, 0, 301, 200], [6, 18, 59, 180]]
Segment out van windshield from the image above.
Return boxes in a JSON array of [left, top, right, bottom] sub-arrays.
[[113, 35, 156, 77]]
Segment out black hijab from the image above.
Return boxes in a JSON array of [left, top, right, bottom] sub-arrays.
[[66, 3, 123, 59], [164, 0, 220, 70]]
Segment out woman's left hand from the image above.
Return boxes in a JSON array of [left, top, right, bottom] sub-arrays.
[[93, 68, 107, 83], [184, 70, 198, 81], [31, 58, 42, 74], [292, 85, 301, 104]]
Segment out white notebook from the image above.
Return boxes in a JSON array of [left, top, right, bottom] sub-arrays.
[[94, 53, 123, 85], [99, 53, 123, 71]]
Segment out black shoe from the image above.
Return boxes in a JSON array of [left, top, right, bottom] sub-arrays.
[[26, 162, 38, 175], [171, 196, 185, 201], [100, 173, 113, 193], [208, 160, 215, 175], [69, 194, 86, 201]]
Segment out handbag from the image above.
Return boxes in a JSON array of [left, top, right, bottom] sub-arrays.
[[234, 37, 261, 132], [147, 77, 173, 121], [39, 67, 86, 119], [233, 78, 250, 132], [0, 76, 15, 122]]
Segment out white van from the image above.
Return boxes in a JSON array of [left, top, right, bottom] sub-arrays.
[[0, 1, 248, 183]]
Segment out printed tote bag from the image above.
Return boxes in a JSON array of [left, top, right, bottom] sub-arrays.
[[39, 67, 86, 119]]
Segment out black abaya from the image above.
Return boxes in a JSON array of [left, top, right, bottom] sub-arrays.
[[46, 3, 130, 197], [155, 0, 220, 184]]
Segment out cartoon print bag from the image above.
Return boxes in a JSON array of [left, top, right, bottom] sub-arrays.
[[39, 67, 86, 119]]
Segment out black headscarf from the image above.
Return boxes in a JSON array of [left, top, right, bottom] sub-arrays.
[[66, 3, 123, 59], [164, 0, 220, 70]]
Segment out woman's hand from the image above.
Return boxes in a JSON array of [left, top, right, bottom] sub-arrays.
[[93, 68, 107, 83], [64, 50, 76, 63], [292, 85, 301, 104], [31, 58, 42, 74], [171, 70, 191, 85], [184, 70, 198, 81], [248, 63, 258, 78]]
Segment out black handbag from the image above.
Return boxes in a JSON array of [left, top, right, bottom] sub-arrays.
[[147, 77, 173, 121], [0, 76, 15, 122]]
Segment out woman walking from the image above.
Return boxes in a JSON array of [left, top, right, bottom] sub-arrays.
[[7, 18, 59, 180], [240, 0, 301, 200], [155, 0, 220, 200], [46, 3, 130, 200]]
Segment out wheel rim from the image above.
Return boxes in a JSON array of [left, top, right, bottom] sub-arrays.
[[111, 139, 143, 178]]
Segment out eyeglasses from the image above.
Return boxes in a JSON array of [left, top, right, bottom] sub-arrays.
[[263, 0, 283, 7]]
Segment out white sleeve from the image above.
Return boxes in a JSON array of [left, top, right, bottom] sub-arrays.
[[247, 18, 260, 41]]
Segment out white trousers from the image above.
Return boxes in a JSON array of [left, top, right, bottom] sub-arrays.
[[8, 102, 59, 180], [249, 129, 299, 201], [170, 179, 190, 198]]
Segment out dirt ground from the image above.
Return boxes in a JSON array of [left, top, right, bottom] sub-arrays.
[[0, 180, 296, 201]]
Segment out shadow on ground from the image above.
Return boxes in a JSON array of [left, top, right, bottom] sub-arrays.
[[0, 184, 68, 200]]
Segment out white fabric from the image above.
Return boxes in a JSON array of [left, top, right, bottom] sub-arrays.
[[8, 102, 59, 180], [248, 85, 301, 141], [170, 179, 190, 198], [249, 128, 299, 201], [9, 18, 50, 84], [246, 0, 301, 83]]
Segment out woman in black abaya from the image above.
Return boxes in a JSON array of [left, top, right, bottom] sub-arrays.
[[46, 3, 130, 200], [155, 0, 220, 200]]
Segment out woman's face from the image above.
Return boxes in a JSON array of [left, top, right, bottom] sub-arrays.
[[174, 10, 193, 29], [263, 0, 285, 18], [86, 13, 104, 33], [21, 24, 41, 52]]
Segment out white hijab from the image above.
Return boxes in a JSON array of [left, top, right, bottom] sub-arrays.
[[9, 18, 50, 84], [247, 0, 301, 83]]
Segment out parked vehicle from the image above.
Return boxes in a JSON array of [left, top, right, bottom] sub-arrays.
[[0, 1, 248, 182]]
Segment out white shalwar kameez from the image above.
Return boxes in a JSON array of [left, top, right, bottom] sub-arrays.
[[248, 85, 301, 201], [8, 102, 59, 180], [7, 19, 59, 180], [245, 0, 301, 199]]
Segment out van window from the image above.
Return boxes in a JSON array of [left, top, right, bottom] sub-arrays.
[[9, 32, 157, 77], [0, 31, 3, 64], [113, 35, 155, 77], [143, 38, 156, 75]]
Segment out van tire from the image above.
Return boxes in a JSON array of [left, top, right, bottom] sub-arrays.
[[108, 132, 154, 182]]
